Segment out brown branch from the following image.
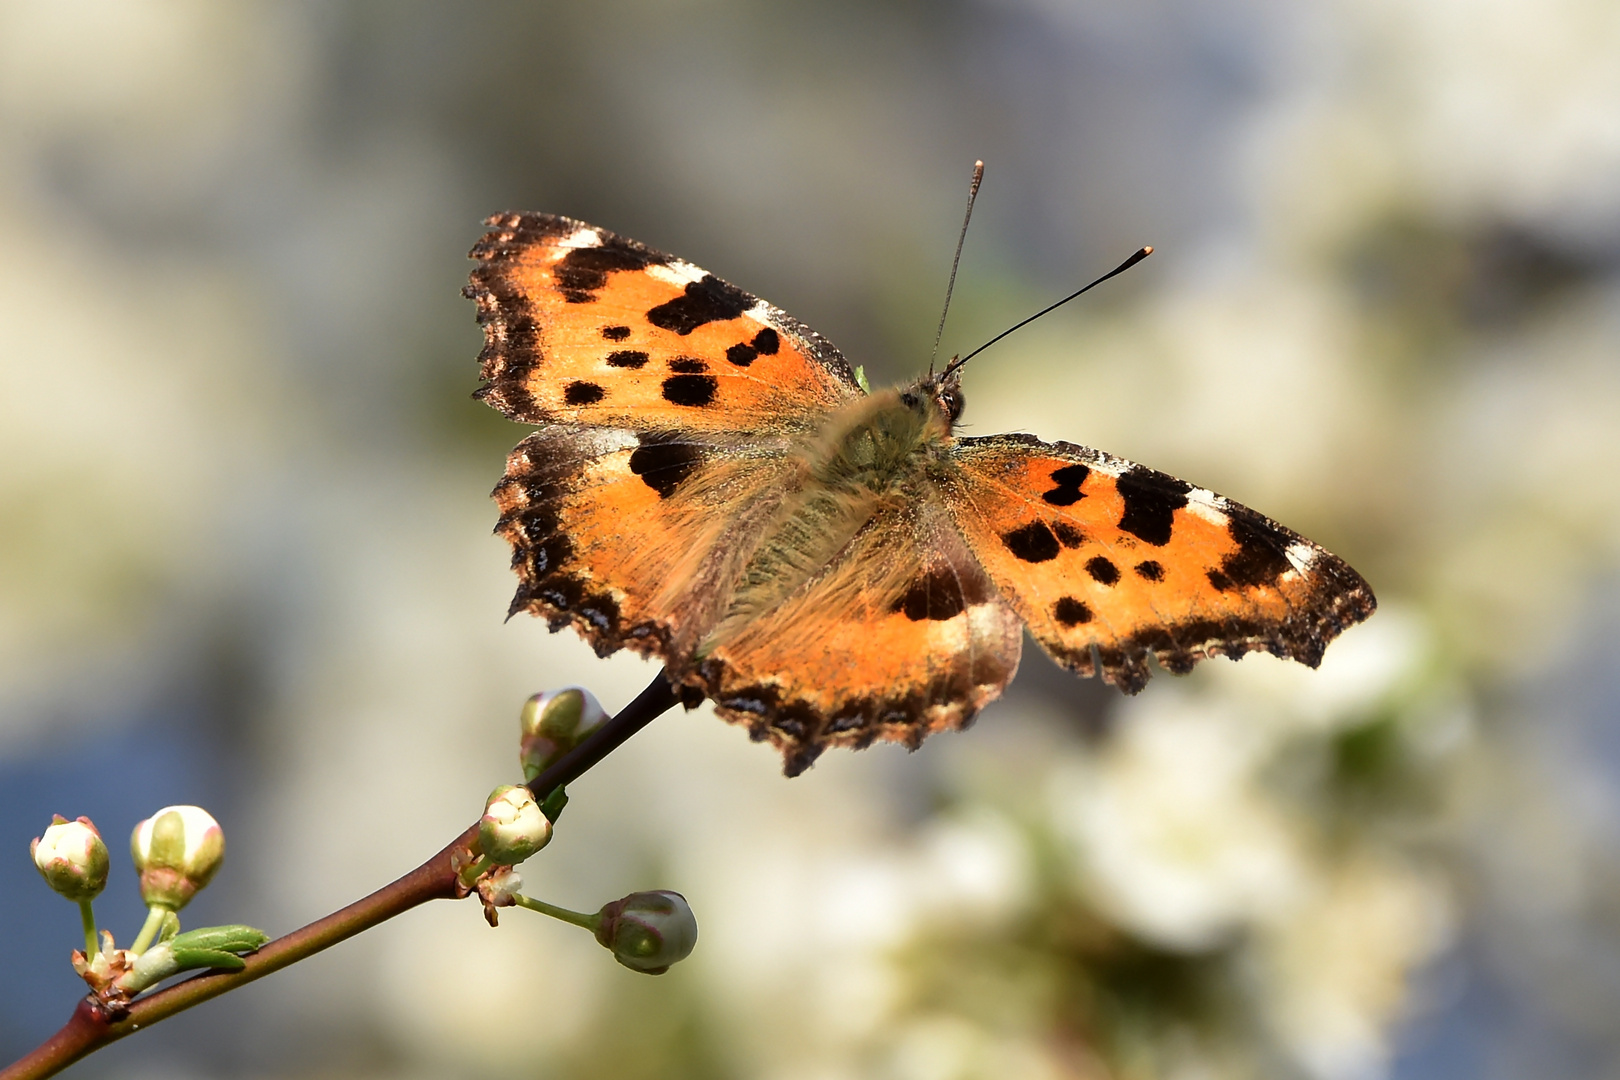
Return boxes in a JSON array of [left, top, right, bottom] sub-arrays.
[[1, 671, 682, 1080]]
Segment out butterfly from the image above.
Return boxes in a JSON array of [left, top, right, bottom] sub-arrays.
[[466, 212, 1376, 776]]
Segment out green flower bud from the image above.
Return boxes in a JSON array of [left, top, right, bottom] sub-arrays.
[[130, 805, 225, 911], [32, 815, 110, 902], [519, 687, 609, 781], [594, 890, 698, 974], [479, 785, 553, 865]]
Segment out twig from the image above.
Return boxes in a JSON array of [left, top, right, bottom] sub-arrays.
[[1, 671, 682, 1080]]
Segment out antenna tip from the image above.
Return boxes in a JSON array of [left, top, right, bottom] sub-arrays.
[[1141, 245, 1154, 256], [974, 159, 985, 169]]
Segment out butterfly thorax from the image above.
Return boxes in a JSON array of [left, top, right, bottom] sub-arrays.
[[810, 382, 955, 487], [699, 384, 957, 649]]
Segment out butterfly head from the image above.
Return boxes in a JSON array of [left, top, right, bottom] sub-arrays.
[[905, 372, 966, 430]]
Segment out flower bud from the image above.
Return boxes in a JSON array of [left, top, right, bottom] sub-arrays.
[[479, 785, 553, 865], [32, 816, 109, 902], [594, 890, 698, 974], [519, 687, 609, 781], [131, 805, 225, 911]]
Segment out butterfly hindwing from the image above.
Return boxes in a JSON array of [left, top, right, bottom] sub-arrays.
[[494, 425, 799, 661], [688, 496, 1024, 776], [468, 213, 863, 435], [939, 434, 1376, 693]]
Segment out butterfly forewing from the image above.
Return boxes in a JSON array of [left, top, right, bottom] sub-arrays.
[[468, 213, 862, 434], [939, 434, 1376, 693]]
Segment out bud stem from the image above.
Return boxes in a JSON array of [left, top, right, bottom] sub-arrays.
[[129, 906, 171, 955], [456, 855, 493, 889], [511, 894, 601, 933], [77, 901, 98, 961]]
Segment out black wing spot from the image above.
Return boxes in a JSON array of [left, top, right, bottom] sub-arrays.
[[752, 328, 780, 354], [646, 275, 752, 335], [1042, 464, 1090, 506], [554, 240, 657, 303], [1054, 597, 1093, 626], [601, 325, 632, 341], [1002, 522, 1060, 563], [564, 381, 605, 405], [1085, 556, 1120, 585], [576, 593, 621, 636], [1053, 522, 1086, 548], [1134, 560, 1165, 582], [606, 350, 649, 368], [890, 566, 986, 622], [629, 436, 704, 499], [662, 374, 718, 407], [668, 356, 708, 373], [1209, 513, 1294, 590], [1116, 467, 1192, 546], [726, 342, 758, 367], [510, 527, 574, 579], [517, 506, 559, 547]]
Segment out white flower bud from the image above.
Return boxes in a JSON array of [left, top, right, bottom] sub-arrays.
[[479, 785, 553, 865], [32, 816, 109, 902], [594, 890, 698, 974], [519, 687, 609, 781], [130, 805, 225, 911]]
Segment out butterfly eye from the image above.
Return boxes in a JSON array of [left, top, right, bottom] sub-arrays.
[[941, 388, 965, 423]]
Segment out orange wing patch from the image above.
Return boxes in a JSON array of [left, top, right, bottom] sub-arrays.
[[468, 213, 861, 435], [941, 434, 1375, 693], [690, 498, 1023, 776]]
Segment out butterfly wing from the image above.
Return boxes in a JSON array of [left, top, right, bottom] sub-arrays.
[[468, 213, 863, 434], [688, 495, 1024, 776], [939, 433, 1376, 693], [475, 212, 869, 663], [494, 425, 807, 662]]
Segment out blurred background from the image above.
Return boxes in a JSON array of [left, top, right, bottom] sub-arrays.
[[2, 2, 1618, 1077]]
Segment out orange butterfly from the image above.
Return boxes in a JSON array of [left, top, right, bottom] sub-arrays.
[[467, 212, 1375, 775]]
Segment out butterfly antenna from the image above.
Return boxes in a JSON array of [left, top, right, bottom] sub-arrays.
[[928, 159, 985, 378], [942, 245, 1153, 379]]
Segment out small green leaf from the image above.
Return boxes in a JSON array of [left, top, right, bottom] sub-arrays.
[[170, 925, 270, 954], [171, 948, 247, 972], [119, 925, 268, 993], [539, 785, 569, 823]]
